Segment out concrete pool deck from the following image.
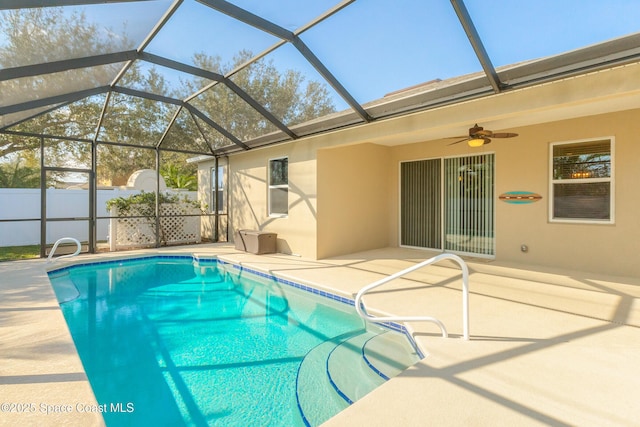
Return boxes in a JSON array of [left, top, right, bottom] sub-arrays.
[[1, 244, 639, 426]]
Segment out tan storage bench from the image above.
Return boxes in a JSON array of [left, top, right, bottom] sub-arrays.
[[234, 229, 277, 254]]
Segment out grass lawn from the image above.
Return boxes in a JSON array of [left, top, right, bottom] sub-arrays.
[[0, 245, 40, 261]]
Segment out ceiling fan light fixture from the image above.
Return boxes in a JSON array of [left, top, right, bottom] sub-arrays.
[[468, 137, 485, 147]]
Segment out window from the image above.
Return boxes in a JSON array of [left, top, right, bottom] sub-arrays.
[[269, 157, 288, 216], [211, 165, 225, 213], [550, 138, 613, 223]]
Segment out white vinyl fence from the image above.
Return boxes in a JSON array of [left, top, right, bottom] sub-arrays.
[[0, 188, 196, 246]]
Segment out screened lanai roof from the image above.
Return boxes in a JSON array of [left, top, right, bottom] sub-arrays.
[[2, 0, 640, 157]]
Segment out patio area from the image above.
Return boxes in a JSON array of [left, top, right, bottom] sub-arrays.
[[1, 244, 639, 426]]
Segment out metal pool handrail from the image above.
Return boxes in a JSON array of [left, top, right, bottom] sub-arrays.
[[354, 253, 470, 340], [47, 237, 82, 263]]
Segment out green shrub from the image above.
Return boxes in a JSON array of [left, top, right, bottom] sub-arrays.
[[106, 191, 206, 215]]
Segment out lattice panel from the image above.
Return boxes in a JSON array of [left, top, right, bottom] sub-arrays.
[[109, 204, 201, 250], [160, 204, 201, 245]]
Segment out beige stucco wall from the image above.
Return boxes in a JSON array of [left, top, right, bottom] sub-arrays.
[[222, 141, 320, 257], [389, 109, 640, 276], [197, 62, 640, 277], [317, 143, 392, 258], [216, 138, 397, 259]]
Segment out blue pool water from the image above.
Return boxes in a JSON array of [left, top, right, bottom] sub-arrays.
[[48, 256, 419, 427]]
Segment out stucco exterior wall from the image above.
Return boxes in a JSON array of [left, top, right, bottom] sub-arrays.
[[389, 109, 640, 276], [496, 111, 639, 275], [317, 143, 392, 259], [197, 63, 640, 277], [224, 142, 320, 257]]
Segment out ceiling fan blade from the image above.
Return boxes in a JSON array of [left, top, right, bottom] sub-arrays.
[[448, 138, 468, 145], [491, 132, 518, 138], [446, 135, 468, 139]]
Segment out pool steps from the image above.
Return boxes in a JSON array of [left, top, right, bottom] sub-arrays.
[[296, 328, 419, 426], [295, 332, 355, 426], [327, 330, 386, 403], [363, 331, 421, 379]]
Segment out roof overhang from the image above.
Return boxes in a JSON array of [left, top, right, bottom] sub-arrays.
[[215, 32, 640, 155]]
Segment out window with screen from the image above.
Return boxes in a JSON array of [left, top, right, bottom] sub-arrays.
[[550, 139, 613, 223], [211, 166, 225, 214], [269, 157, 288, 216]]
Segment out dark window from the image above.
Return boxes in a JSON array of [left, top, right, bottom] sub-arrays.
[[551, 140, 612, 222]]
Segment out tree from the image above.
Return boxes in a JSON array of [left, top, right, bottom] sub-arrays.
[[161, 164, 197, 191], [96, 67, 177, 186], [182, 50, 336, 147], [0, 8, 131, 157], [1, 8, 338, 183], [0, 157, 39, 188]]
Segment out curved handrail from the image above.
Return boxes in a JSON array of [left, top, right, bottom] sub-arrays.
[[47, 237, 82, 263], [354, 253, 470, 340]]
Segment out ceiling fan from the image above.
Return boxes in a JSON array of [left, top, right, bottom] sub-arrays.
[[448, 124, 518, 147]]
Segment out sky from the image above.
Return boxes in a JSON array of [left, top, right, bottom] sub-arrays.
[[5, 0, 640, 111]]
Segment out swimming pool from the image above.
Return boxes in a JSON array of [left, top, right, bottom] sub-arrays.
[[48, 255, 421, 426]]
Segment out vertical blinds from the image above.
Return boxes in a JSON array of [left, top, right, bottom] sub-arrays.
[[444, 154, 495, 256], [401, 154, 495, 256], [400, 159, 441, 249]]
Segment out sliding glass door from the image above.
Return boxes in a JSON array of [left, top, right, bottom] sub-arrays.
[[443, 154, 495, 256], [400, 154, 495, 257]]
